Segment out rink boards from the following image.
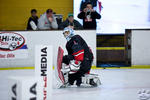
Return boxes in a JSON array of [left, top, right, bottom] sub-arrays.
[[0, 29, 150, 69], [0, 30, 96, 68]]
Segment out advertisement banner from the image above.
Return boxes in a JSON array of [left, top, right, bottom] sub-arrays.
[[0, 32, 28, 59], [35, 45, 53, 100]]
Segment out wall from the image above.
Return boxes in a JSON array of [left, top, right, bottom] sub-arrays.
[[0, 0, 73, 30], [131, 30, 150, 65], [0, 30, 96, 68]]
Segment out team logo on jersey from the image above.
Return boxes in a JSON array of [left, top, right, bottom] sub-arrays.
[[0, 32, 26, 51]]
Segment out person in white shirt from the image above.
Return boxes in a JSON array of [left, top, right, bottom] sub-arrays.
[[38, 9, 58, 30]]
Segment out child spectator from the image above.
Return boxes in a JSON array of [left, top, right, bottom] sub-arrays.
[[27, 9, 38, 30]]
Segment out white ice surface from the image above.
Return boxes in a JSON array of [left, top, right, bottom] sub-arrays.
[[0, 69, 150, 100]]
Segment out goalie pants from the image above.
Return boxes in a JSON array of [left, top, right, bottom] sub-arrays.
[[68, 59, 93, 85]]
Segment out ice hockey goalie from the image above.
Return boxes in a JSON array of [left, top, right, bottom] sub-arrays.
[[56, 27, 101, 88]]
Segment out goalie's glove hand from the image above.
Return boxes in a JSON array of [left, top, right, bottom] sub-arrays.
[[63, 55, 69, 65], [63, 55, 74, 65]]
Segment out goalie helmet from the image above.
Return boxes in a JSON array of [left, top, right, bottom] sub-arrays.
[[63, 27, 74, 41]]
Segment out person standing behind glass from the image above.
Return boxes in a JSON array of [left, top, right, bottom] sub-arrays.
[[78, 2, 101, 29]]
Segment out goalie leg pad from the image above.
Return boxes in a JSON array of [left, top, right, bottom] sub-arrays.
[[82, 74, 101, 86]]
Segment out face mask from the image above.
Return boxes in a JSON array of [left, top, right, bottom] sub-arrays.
[[64, 32, 74, 41], [66, 36, 71, 41], [63, 27, 75, 41]]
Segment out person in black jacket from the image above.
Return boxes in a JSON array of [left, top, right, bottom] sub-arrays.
[[78, 2, 101, 29], [80, 0, 98, 11], [27, 9, 38, 30], [62, 27, 97, 87], [59, 13, 83, 30]]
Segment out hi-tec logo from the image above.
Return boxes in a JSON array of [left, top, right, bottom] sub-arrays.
[[0, 32, 25, 51], [41, 47, 48, 100]]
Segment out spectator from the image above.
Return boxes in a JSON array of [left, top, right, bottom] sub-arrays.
[[59, 13, 83, 30], [27, 9, 38, 30], [80, 0, 103, 13], [80, 0, 98, 12], [78, 2, 101, 29], [38, 9, 58, 30]]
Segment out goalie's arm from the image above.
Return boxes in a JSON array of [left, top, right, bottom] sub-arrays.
[[63, 39, 84, 65]]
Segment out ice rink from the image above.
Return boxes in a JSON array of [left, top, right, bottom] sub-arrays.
[[0, 68, 150, 100]]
